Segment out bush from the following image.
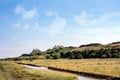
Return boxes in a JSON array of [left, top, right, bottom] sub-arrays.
[[52, 53, 61, 59], [0, 63, 5, 71], [46, 54, 52, 59]]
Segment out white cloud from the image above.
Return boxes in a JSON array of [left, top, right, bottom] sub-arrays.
[[80, 25, 120, 43], [46, 10, 56, 16], [15, 5, 37, 20], [14, 6, 67, 35], [14, 5, 37, 29], [23, 24, 30, 30], [44, 15, 66, 36], [74, 11, 120, 26], [63, 25, 120, 45], [15, 5, 25, 14], [74, 11, 97, 26], [99, 12, 120, 22], [22, 8, 37, 20]]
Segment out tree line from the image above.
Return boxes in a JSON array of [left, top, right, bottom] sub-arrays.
[[3, 42, 120, 60], [19, 47, 120, 60], [45, 47, 120, 59]]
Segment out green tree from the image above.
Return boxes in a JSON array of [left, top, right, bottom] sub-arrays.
[[102, 54, 107, 58], [52, 53, 61, 59], [45, 54, 52, 59]]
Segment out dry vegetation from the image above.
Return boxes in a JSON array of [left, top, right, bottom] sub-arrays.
[[0, 61, 77, 80], [20, 59, 120, 77], [72, 46, 103, 51]]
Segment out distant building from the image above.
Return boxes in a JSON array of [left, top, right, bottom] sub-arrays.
[[32, 48, 41, 53], [52, 45, 64, 49]]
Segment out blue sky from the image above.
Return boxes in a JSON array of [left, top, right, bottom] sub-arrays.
[[0, 0, 120, 58]]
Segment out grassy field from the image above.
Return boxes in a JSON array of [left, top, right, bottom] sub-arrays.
[[0, 61, 77, 80], [20, 58, 120, 77]]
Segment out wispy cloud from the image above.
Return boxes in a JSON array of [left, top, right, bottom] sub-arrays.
[[98, 12, 120, 22], [23, 24, 30, 30], [15, 5, 25, 14], [22, 8, 37, 20], [14, 5, 38, 29], [74, 11, 97, 26], [14, 6, 67, 36], [74, 11, 120, 26], [44, 12, 66, 36], [45, 10, 57, 16], [15, 5, 37, 20]]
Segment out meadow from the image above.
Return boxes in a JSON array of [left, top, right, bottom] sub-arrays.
[[0, 61, 77, 80], [20, 58, 120, 78]]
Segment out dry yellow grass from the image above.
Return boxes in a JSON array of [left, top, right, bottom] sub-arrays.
[[0, 61, 77, 80], [72, 43, 120, 51], [107, 43, 120, 47], [72, 46, 103, 51], [20, 59, 120, 77]]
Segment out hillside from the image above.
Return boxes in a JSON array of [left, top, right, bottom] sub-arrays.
[[72, 42, 120, 51], [4, 41, 120, 60]]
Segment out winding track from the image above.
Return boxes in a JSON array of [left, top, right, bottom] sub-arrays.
[[25, 64, 96, 80]]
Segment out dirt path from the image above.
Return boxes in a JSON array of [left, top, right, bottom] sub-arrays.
[[25, 64, 96, 80]]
